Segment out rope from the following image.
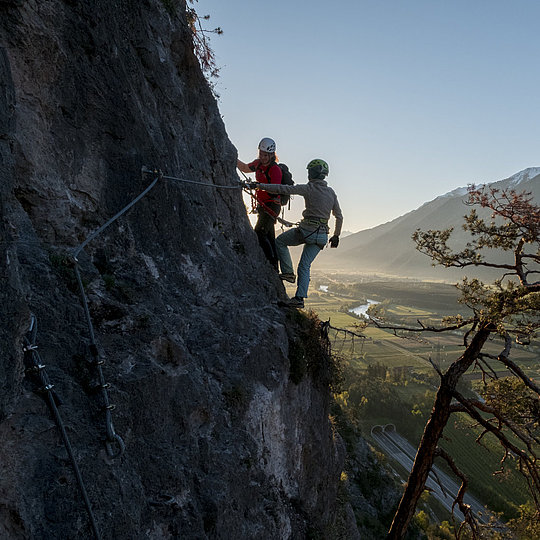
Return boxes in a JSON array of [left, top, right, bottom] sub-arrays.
[[11, 166, 296, 533], [73, 262, 125, 459], [241, 185, 297, 228], [69, 170, 166, 459], [162, 173, 243, 189], [47, 166, 290, 458], [23, 315, 102, 540], [73, 170, 161, 259]]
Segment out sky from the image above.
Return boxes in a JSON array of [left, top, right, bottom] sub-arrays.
[[194, 0, 540, 233]]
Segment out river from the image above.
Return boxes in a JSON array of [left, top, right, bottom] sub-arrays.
[[349, 299, 380, 317]]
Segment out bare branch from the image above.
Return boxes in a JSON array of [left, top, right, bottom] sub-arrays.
[[434, 447, 480, 539], [327, 324, 367, 340], [450, 403, 468, 413], [475, 355, 499, 381], [496, 342, 540, 396], [461, 397, 538, 453], [463, 320, 478, 347], [428, 357, 443, 378], [370, 317, 473, 334]]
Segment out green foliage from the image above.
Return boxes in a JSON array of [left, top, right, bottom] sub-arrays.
[[286, 310, 342, 390], [329, 401, 359, 453], [347, 376, 409, 424], [413, 186, 540, 339], [366, 361, 388, 380], [410, 389, 436, 419], [507, 501, 540, 539], [480, 377, 540, 433]]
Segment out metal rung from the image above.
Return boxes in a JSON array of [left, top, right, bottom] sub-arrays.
[[26, 364, 46, 374]]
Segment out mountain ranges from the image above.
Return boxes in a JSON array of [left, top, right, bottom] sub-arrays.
[[317, 168, 540, 282]]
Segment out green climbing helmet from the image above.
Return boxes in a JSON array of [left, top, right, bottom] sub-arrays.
[[306, 158, 329, 179]]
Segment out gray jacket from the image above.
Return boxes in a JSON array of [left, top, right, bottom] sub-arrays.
[[260, 179, 343, 236]]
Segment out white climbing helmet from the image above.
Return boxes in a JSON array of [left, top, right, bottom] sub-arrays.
[[258, 137, 276, 153]]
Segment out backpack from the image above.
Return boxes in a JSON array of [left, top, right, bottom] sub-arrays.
[[264, 163, 294, 206]]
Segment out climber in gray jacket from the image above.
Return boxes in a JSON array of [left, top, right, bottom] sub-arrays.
[[254, 158, 343, 308]]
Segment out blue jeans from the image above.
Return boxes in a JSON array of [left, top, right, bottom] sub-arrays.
[[276, 226, 328, 298]]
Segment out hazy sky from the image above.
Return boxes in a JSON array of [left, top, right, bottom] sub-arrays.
[[194, 0, 540, 232]]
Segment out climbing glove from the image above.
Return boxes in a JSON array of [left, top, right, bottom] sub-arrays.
[[329, 235, 339, 248]]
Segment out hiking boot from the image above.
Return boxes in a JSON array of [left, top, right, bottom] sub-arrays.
[[279, 273, 296, 283], [287, 296, 304, 308]]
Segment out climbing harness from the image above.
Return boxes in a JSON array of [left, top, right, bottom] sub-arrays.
[[238, 169, 297, 228], [302, 217, 328, 227], [23, 314, 102, 540]]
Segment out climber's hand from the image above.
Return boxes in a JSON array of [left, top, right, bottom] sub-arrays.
[[329, 235, 339, 248]]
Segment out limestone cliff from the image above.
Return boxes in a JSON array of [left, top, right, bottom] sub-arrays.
[[0, 1, 357, 538]]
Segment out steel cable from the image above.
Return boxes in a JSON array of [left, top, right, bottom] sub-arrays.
[[162, 173, 243, 189], [52, 167, 289, 459], [24, 315, 102, 540]]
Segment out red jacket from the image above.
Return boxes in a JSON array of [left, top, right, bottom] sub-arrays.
[[248, 160, 282, 205]]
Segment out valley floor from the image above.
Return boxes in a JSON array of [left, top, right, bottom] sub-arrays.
[[287, 271, 539, 531]]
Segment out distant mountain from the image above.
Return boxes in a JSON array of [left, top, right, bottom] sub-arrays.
[[318, 168, 540, 281]]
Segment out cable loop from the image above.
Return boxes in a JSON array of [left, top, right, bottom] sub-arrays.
[[105, 433, 126, 459]]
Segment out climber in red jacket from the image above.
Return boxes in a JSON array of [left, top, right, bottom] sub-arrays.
[[237, 137, 282, 269]]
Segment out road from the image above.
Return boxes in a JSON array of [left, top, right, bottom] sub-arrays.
[[371, 424, 490, 524]]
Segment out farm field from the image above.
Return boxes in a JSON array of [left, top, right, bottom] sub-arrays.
[[291, 276, 540, 380]]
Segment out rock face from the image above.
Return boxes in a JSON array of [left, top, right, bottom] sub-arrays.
[[0, 1, 353, 538]]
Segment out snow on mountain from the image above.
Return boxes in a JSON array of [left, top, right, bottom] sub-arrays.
[[436, 167, 540, 201], [320, 166, 540, 280], [506, 167, 540, 186], [437, 186, 470, 200]]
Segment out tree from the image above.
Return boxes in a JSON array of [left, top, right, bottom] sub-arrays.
[[186, 0, 223, 91], [376, 185, 540, 539]]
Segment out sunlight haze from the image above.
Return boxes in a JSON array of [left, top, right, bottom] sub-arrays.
[[195, 0, 540, 232]]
